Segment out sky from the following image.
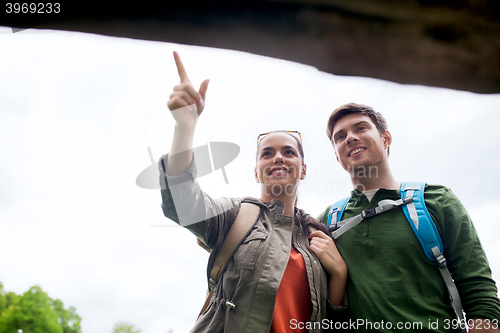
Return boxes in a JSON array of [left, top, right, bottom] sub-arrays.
[[0, 26, 499, 333]]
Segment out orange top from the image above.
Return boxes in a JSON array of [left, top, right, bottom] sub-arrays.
[[270, 247, 312, 333]]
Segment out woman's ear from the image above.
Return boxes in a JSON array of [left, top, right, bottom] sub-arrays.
[[300, 164, 307, 180], [254, 167, 260, 183]]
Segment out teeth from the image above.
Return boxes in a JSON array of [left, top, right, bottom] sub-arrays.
[[349, 148, 365, 156], [271, 169, 287, 175]]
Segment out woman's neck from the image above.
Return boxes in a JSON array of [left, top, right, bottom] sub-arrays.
[[260, 190, 297, 221]]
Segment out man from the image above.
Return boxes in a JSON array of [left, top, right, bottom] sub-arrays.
[[317, 103, 500, 332]]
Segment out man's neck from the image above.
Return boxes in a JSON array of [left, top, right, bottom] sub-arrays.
[[350, 164, 400, 191]]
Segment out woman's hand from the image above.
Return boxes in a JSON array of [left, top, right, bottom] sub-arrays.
[[308, 230, 347, 278], [308, 230, 348, 306], [167, 51, 210, 130], [165, 51, 209, 176]]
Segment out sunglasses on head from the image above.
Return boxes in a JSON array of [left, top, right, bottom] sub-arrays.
[[256, 130, 303, 149]]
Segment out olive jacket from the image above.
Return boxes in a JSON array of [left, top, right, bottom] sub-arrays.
[[159, 155, 343, 333]]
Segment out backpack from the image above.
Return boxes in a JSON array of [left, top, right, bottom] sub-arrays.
[[196, 202, 261, 318], [326, 182, 465, 329]]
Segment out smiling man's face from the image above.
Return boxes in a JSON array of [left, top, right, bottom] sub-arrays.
[[331, 113, 391, 173]]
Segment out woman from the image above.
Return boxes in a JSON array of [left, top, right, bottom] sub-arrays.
[[160, 52, 347, 332]]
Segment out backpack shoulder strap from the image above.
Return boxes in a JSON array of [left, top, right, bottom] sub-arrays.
[[400, 182, 443, 261], [198, 202, 260, 317], [197, 238, 211, 253], [327, 196, 350, 227], [400, 182, 465, 326], [210, 202, 261, 287]]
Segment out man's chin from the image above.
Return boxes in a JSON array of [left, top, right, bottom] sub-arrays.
[[343, 163, 377, 175]]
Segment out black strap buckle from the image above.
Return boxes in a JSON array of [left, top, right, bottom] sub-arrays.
[[361, 208, 377, 219]]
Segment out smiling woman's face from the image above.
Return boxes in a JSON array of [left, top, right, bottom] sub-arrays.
[[254, 132, 306, 197]]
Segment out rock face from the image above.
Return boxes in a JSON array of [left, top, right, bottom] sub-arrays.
[[13, 0, 500, 93]]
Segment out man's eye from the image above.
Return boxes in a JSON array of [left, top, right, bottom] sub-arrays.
[[358, 126, 367, 131], [336, 135, 345, 142]]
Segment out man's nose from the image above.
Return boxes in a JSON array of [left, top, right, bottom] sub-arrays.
[[346, 132, 359, 144]]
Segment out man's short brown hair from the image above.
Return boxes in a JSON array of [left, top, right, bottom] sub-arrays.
[[326, 103, 388, 140]]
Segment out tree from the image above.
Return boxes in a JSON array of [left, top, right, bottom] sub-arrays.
[[0, 283, 82, 333], [113, 321, 141, 333], [0, 282, 21, 318], [0, 282, 5, 315], [50, 299, 82, 333], [0, 286, 62, 333]]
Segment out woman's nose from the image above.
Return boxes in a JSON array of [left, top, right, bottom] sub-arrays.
[[273, 152, 284, 163]]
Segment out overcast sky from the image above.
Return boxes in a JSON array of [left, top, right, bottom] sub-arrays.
[[1, 26, 499, 333]]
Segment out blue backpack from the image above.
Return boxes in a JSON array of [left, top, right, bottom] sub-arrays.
[[327, 182, 465, 327]]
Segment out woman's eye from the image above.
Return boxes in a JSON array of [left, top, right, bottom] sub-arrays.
[[285, 150, 295, 155]]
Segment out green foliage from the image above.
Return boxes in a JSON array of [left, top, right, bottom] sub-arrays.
[[0, 282, 5, 315], [0, 290, 21, 316], [113, 321, 141, 333], [0, 282, 82, 333], [0, 286, 62, 333], [50, 299, 82, 333]]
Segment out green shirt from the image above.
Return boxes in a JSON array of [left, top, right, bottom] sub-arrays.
[[318, 184, 500, 332]]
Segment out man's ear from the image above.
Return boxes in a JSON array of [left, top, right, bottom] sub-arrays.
[[335, 151, 340, 164], [254, 167, 260, 183], [382, 130, 392, 148], [300, 164, 307, 180], [331, 140, 341, 163]]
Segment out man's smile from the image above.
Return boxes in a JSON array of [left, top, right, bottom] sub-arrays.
[[348, 147, 366, 157]]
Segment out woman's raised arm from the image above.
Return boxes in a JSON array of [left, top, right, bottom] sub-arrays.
[[166, 51, 210, 176]]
